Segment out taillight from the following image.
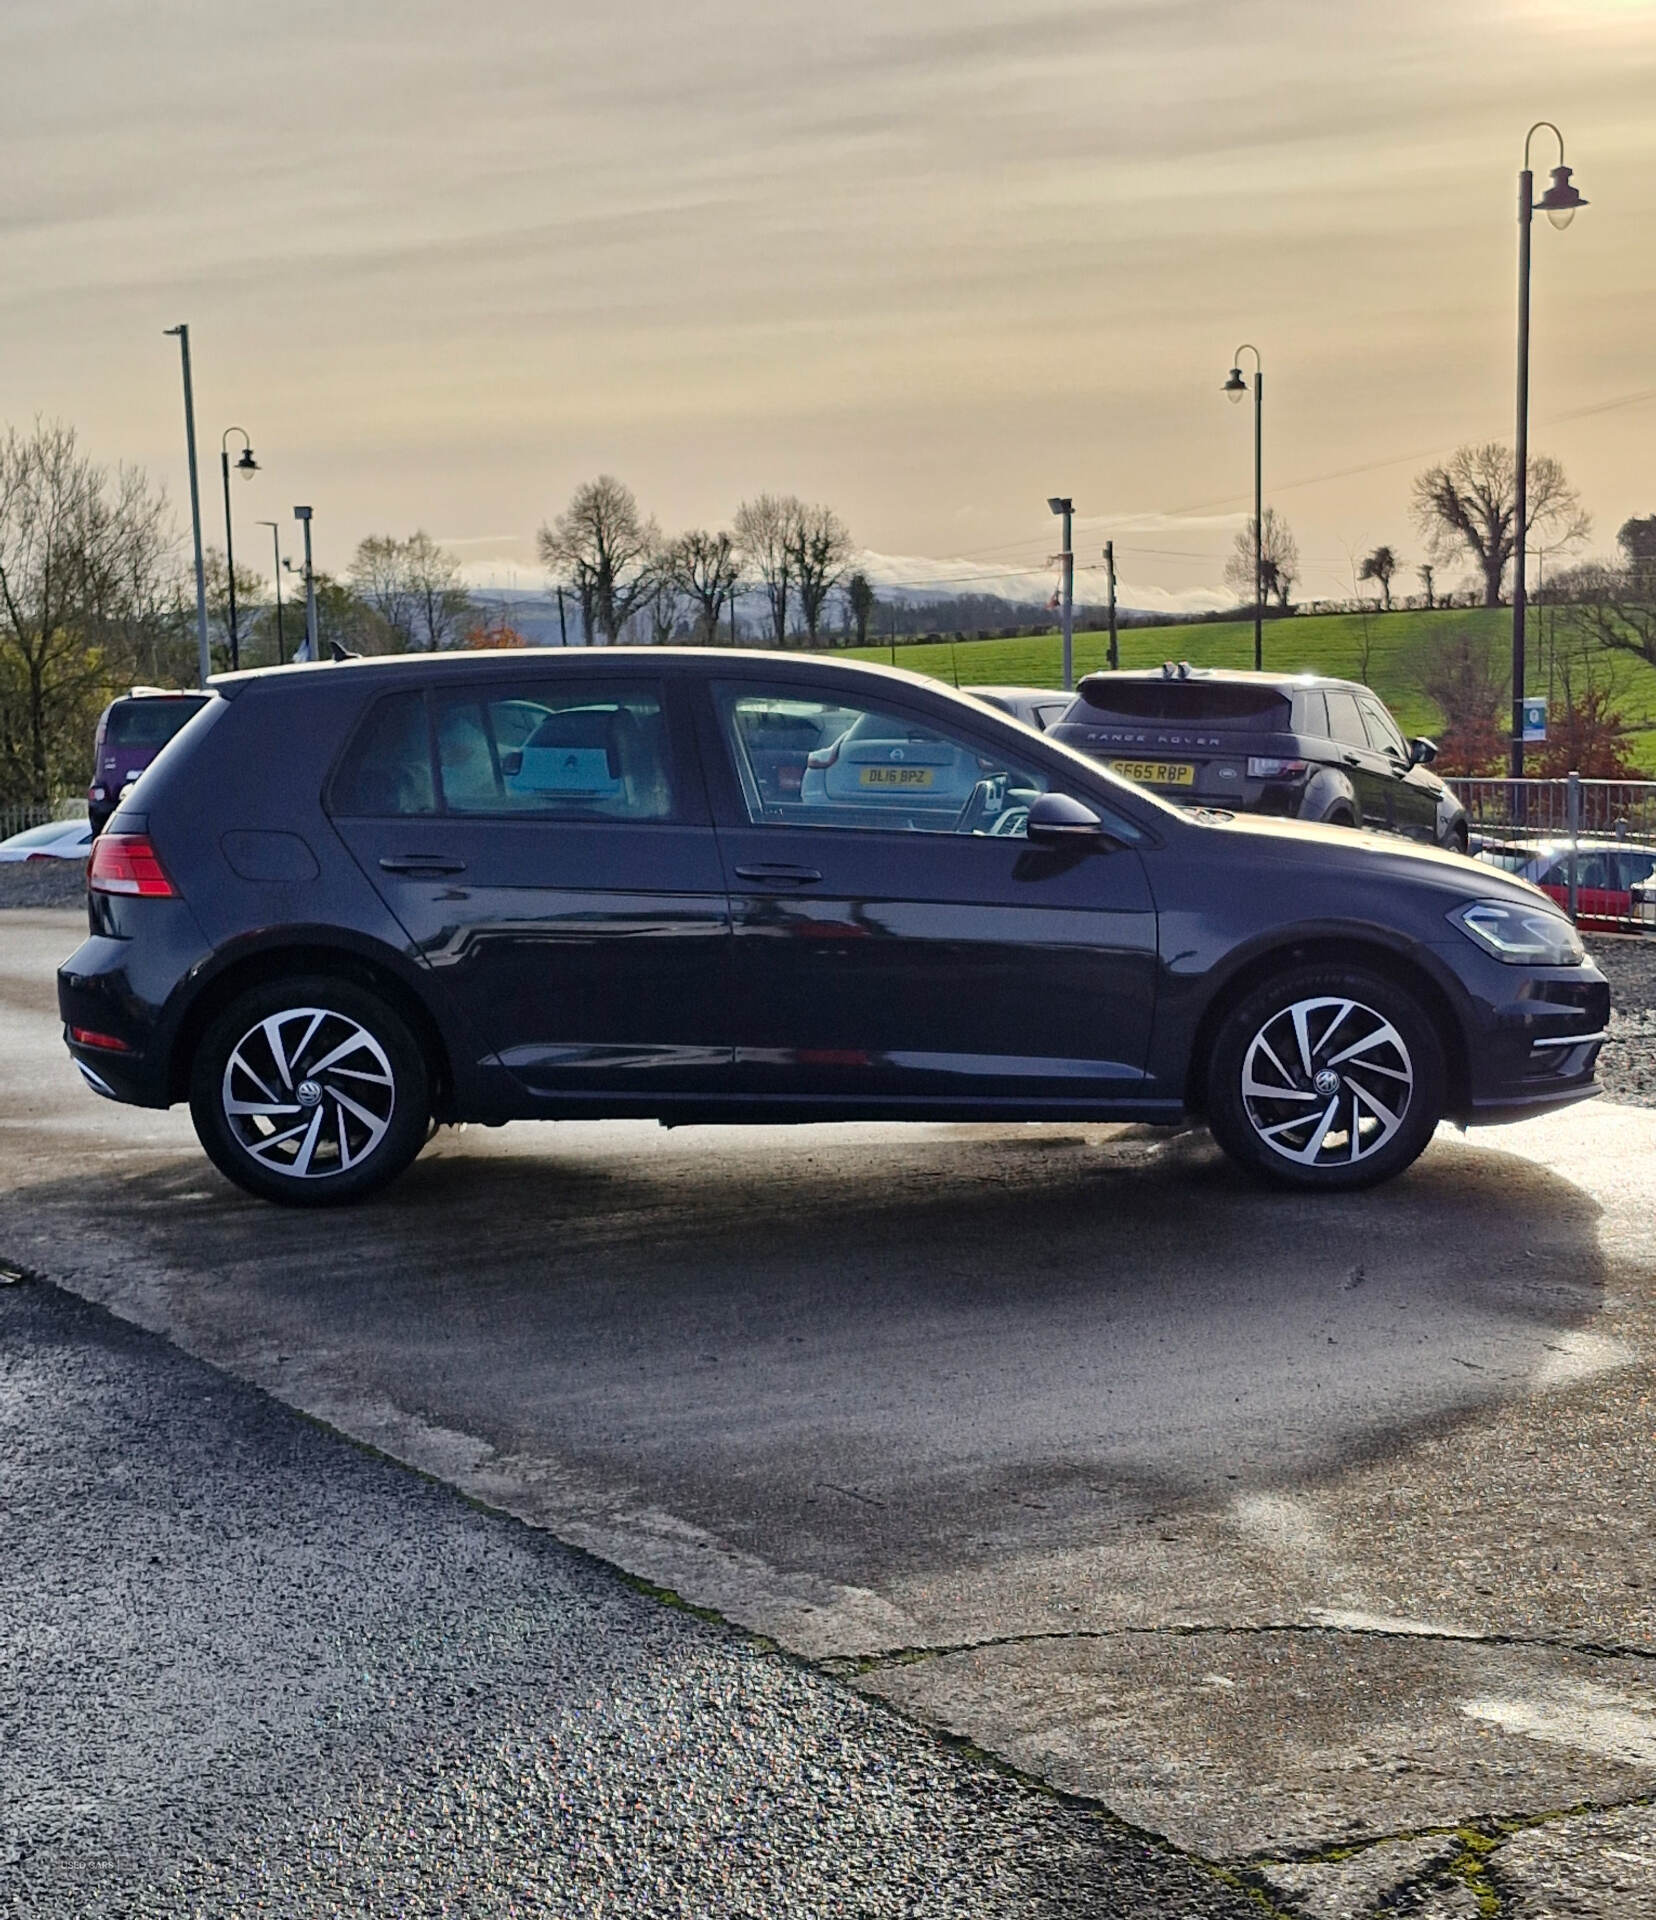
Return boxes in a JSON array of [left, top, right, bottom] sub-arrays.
[[88, 833, 177, 897], [1247, 757, 1309, 780]]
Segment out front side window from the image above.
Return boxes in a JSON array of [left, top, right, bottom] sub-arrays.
[[1359, 698, 1409, 761], [716, 683, 1098, 839], [1540, 852, 1614, 889], [1324, 691, 1370, 750]]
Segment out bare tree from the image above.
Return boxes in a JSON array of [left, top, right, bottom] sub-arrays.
[[0, 421, 178, 805], [1358, 545, 1398, 610], [1411, 443, 1588, 609], [349, 534, 419, 648], [1224, 509, 1298, 611], [845, 571, 876, 647], [663, 529, 741, 642], [1416, 563, 1435, 610], [1551, 559, 1656, 673], [1409, 627, 1508, 776], [538, 476, 660, 644], [350, 531, 471, 651], [1617, 513, 1656, 597], [734, 493, 799, 647], [787, 503, 852, 644]]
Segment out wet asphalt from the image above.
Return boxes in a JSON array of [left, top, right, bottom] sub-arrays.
[[0, 1278, 1257, 1919]]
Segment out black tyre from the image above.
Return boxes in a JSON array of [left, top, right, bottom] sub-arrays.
[[189, 975, 431, 1207], [1205, 964, 1445, 1192]]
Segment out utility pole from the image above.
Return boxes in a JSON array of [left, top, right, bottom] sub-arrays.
[[555, 583, 568, 647], [1048, 497, 1074, 690], [256, 520, 285, 663], [1104, 540, 1120, 671], [163, 325, 211, 688], [294, 506, 319, 660]]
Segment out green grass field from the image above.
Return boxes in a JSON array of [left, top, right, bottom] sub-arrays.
[[842, 606, 1656, 771]]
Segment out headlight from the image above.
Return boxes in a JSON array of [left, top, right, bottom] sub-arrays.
[[1450, 899, 1584, 966]]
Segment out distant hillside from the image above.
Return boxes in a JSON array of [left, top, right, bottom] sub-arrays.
[[844, 606, 1656, 773]]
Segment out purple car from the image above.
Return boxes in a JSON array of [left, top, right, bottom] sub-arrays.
[[88, 689, 209, 834]]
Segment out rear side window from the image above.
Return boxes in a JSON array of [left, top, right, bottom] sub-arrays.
[[330, 691, 437, 816], [104, 698, 206, 749], [1539, 852, 1614, 889], [1072, 680, 1290, 729], [331, 682, 677, 821], [433, 682, 675, 820]]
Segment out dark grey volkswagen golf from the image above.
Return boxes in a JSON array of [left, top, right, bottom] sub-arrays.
[[59, 650, 1608, 1205]]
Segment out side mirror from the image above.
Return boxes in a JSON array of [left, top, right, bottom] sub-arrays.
[[500, 750, 523, 778], [1026, 791, 1119, 849], [1408, 737, 1438, 767]]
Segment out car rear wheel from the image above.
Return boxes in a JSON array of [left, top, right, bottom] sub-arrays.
[[1205, 965, 1444, 1191], [189, 976, 431, 1206]]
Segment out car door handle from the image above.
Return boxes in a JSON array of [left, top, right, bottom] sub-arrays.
[[732, 863, 823, 884], [379, 854, 467, 874], [1341, 754, 1363, 768]]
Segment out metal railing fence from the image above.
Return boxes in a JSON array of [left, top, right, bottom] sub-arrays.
[[1456, 776, 1656, 932]]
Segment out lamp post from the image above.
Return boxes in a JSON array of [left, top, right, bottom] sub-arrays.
[[1222, 345, 1263, 671], [162, 325, 211, 688], [219, 429, 259, 671], [1511, 122, 1587, 780], [1047, 496, 1074, 691], [294, 506, 319, 660], [256, 520, 285, 664]]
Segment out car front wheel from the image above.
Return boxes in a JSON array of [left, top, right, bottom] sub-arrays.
[[1205, 965, 1444, 1191], [189, 975, 431, 1206]]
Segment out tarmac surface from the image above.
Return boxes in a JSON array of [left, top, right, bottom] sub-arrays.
[[5, 906, 1656, 1915]]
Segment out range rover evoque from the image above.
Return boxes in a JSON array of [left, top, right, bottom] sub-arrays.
[[59, 650, 1606, 1205], [1050, 665, 1469, 850]]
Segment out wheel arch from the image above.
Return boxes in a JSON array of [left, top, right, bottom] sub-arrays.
[[1182, 935, 1470, 1119], [165, 934, 459, 1117]]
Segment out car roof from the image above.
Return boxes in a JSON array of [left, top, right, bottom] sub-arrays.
[[1077, 666, 1370, 695]]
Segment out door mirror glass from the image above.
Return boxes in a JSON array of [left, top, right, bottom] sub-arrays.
[[1408, 736, 1438, 767]]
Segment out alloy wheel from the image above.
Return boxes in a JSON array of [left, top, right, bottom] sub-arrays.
[[1239, 994, 1414, 1169], [220, 1006, 396, 1180]]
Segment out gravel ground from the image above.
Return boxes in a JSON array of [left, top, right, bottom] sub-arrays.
[[1586, 935, 1656, 1110], [6, 861, 1651, 1106], [0, 1281, 1255, 1920]]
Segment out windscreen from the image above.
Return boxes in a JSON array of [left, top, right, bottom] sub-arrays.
[[1071, 680, 1291, 729], [105, 697, 207, 748]]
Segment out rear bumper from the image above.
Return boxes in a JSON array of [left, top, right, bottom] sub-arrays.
[[57, 907, 212, 1109]]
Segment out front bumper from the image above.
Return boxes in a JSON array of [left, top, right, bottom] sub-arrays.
[[1430, 939, 1610, 1125]]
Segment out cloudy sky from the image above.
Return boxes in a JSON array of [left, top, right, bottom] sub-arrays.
[[2, 0, 1652, 611]]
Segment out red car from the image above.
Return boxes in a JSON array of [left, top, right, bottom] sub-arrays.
[[1500, 839, 1656, 932]]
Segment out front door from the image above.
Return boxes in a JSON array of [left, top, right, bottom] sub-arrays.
[[700, 678, 1159, 1107], [328, 675, 731, 1102], [1357, 694, 1438, 841]]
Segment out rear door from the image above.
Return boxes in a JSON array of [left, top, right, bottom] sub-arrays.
[[328, 673, 732, 1101]]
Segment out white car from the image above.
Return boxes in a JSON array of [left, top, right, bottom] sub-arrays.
[[0, 817, 95, 863]]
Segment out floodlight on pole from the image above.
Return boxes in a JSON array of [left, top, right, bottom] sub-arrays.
[[163, 325, 211, 689], [1048, 496, 1074, 691], [1221, 344, 1263, 670], [1511, 122, 1587, 781]]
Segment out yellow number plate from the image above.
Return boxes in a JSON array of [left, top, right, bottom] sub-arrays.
[[860, 766, 935, 788], [1110, 759, 1195, 787]]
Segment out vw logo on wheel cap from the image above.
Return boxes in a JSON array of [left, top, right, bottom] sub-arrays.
[[295, 1078, 324, 1108], [1313, 1067, 1341, 1098]]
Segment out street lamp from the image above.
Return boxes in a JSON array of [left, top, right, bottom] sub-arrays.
[[255, 520, 285, 664], [1222, 344, 1263, 671], [162, 325, 211, 688], [219, 428, 259, 671], [1511, 122, 1587, 780], [1047, 496, 1074, 691]]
